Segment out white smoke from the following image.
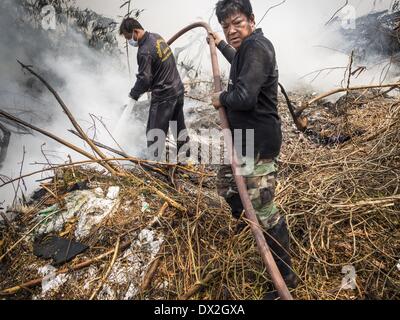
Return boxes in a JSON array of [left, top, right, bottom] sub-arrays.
[[77, 0, 398, 91], [0, 1, 146, 208], [256, 0, 399, 91], [1, 0, 397, 209]]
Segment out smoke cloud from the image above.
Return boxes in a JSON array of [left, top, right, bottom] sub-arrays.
[[0, 0, 397, 208], [77, 0, 398, 89], [0, 0, 145, 208]]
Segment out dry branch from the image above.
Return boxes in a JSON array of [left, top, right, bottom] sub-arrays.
[[89, 237, 120, 300], [0, 240, 132, 296], [16, 60, 120, 175], [68, 129, 167, 177], [299, 81, 400, 114], [0, 109, 115, 174], [178, 270, 220, 300]]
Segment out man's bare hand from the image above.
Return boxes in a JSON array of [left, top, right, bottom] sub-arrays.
[[207, 32, 223, 46], [212, 92, 223, 110]]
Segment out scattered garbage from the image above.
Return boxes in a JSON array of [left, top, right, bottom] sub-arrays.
[[1, 91, 399, 301], [34, 186, 121, 240], [97, 229, 164, 300], [94, 187, 104, 197], [38, 265, 69, 295], [106, 186, 120, 200], [75, 187, 120, 240], [35, 204, 71, 237], [33, 236, 88, 266]]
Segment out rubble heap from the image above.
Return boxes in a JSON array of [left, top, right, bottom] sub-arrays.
[[1, 89, 399, 300]]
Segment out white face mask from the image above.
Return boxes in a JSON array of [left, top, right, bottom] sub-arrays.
[[128, 33, 138, 47]]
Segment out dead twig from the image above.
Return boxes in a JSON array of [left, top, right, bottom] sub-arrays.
[[68, 129, 167, 177], [0, 157, 212, 190], [0, 108, 118, 175], [257, 0, 287, 27], [325, 0, 349, 26], [139, 256, 163, 292], [89, 237, 120, 300], [298, 82, 400, 114], [12, 146, 26, 207], [0, 239, 132, 296], [178, 270, 220, 300]]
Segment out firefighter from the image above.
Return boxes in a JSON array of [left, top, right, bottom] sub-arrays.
[[119, 18, 190, 161], [210, 0, 298, 297]]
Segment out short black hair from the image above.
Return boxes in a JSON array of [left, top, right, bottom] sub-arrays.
[[119, 17, 144, 35], [215, 0, 253, 23]]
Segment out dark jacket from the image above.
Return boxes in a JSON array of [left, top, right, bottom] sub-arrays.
[[130, 32, 184, 102], [217, 29, 282, 159]]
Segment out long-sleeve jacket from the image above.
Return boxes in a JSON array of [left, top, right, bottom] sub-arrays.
[[130, 32, 184, 102], [217, 29, 282, 159]]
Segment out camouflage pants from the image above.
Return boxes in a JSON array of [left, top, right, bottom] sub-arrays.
[[217, 158, 282, 230]]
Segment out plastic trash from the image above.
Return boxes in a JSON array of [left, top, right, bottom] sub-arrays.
[[35, 187, 120, 240], [139, 195, 150, 213], [33, 235, 88, 266], [38, 265, 68, 294], [106, 186, 120, 200], [141, 202, 150, 213]]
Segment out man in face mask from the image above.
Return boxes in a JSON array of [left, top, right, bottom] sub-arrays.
[[119, 18, 190, 161]]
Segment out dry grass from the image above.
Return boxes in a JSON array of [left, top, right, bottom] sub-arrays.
[[0, 91, 399, 300]]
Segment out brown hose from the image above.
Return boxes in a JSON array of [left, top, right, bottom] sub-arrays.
[[167, 22, 293, 300]]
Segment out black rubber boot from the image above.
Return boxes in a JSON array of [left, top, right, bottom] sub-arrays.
[[264, 218, 298, 295], [226, 195, 244, 221]]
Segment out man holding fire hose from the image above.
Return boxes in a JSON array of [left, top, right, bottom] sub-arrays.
[[210, 0, 298, 298]]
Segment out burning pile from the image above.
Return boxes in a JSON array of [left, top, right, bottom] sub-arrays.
[[280, 91, 400, 300], [1, 85, 399, 300]]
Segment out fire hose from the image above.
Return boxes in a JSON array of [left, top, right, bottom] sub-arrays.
[[167, 22, 294, 300]]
